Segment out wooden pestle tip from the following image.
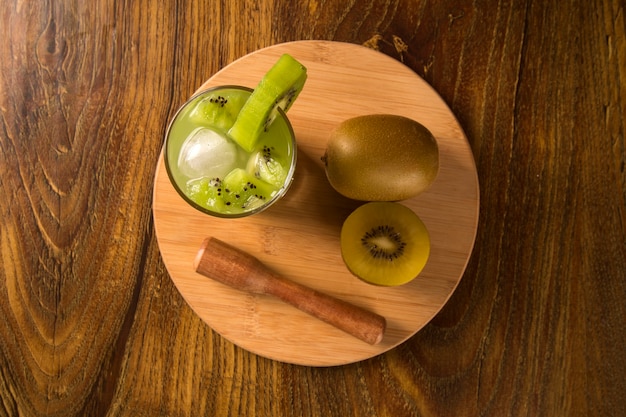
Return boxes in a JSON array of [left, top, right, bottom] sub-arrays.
[[193, 237, 211, 271], [373, 329, 384, 345]]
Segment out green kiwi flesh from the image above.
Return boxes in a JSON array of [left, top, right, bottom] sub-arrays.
[[228, 54, 307, 152], [186, 168, 279, 214], [340, 202, 430, 286], [187, 91, 249, 134], [246, 145, 289, 187]]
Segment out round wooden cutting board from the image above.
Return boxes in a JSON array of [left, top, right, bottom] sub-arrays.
[[152, 40, 479, 366]]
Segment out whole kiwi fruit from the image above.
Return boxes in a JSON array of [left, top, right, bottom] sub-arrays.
[[322, 114, 439, 201]]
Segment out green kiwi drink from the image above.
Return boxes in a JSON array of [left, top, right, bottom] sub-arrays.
[[164, 54, 307, 218]]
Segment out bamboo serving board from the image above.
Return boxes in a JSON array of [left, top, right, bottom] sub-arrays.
[[152, 41, 479, 366]]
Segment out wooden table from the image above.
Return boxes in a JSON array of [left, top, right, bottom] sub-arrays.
[[1, 1, 624, 416]]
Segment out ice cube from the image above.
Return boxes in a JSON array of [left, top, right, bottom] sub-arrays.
[[177, 128, 239, 179]]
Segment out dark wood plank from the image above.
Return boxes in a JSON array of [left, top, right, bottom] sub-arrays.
[[0, 0, 624, 416]]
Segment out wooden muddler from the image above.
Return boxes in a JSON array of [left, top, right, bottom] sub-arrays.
[[194, 237, 386, 345]]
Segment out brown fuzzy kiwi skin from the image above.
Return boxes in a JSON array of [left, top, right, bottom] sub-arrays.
[[322, 114, 439, 201]]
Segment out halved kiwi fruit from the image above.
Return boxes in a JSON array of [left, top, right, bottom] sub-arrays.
[[340, 202, 430, 286], [228, 54, 307, 152]]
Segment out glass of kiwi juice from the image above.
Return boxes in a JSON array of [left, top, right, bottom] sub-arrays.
[[164, 54, 306, 218], [164, 85, 297, 218]]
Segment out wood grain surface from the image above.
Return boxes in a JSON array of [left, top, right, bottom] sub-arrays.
[[1, 0, 625, 416]]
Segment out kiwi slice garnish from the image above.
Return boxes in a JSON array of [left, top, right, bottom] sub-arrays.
[[228, 54, 307, 152], [340, 202, 430, 286]]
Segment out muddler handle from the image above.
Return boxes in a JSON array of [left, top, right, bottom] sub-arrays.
[[194, 237, 386, 345]]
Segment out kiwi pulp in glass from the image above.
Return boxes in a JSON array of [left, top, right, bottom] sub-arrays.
[[164, 54, 307, 218]]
